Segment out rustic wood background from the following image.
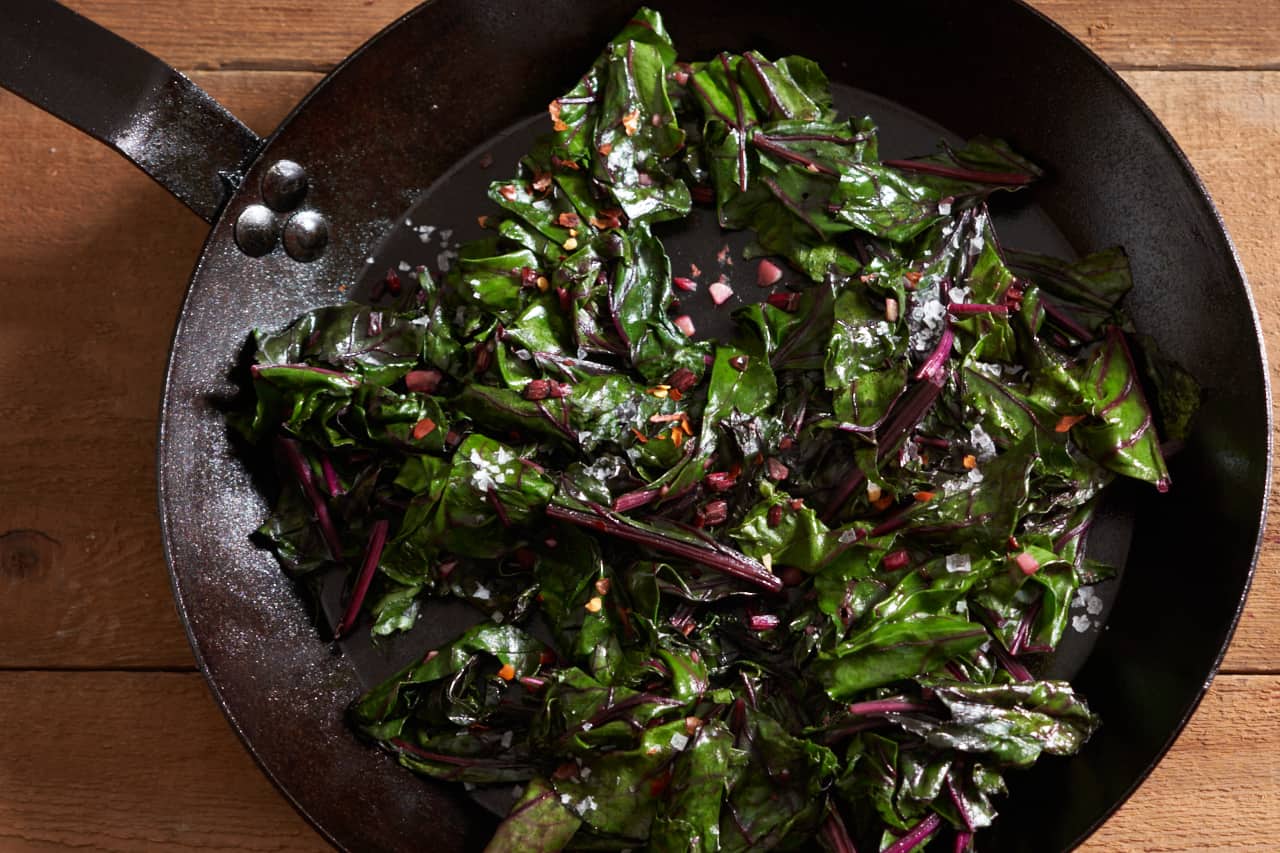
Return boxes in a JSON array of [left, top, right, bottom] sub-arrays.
[[1, 1, 1276, 849]]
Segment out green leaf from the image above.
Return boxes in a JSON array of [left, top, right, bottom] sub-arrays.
[[1074, 326, 1170, 488], [815, 614, 989, 698], [486, 777, 582, 853]]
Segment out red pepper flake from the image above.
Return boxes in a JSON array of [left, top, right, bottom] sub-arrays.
[[622, 110, 641, 136], [788, 498, 805, 510], [779, 436, 795, 450], [904, 270, 924, 287], [673, 276, 699, 292], [518, 676, 546, 693], [557, 211, 581, 228], [1008, 535, 1020, 550], [421, 649, 439, 664], [595, 577, 611, 596], [497, 663, 516, 681], [498, 184, 518, 201], [767, 504, 783, 528], [548, 99, 568, 132], [669, 388, 684, 401], [589, 208, 623, 230], [539, 649, 558, 665], [728, 354, 749, 371], [716, 244, 733, 266], [404, 369, 442, 393], [598, 141, 613, 156], [531, 172, 553, 193], [649, 413, 685, 424], [552, 761, 578, 781], [690, 263, 703, 278], [962, 454, 978, 469], [1055, 414, 1086, 433], [1015, 550, 1041, 575], [674, 315, 696, 337], [412, 418, 437, 440], [669, 424, 686, 448], [551, 154, 581, 171], [630, 428, 649, 444], [685, 716, 702, 735], [765, 458, 789, 481], [914, 491, 935, 503], [873, 495, 894, 511], [476, 214, 489, 228]]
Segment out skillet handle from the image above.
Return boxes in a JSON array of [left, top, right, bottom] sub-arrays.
[[0, 0, 263, 224]]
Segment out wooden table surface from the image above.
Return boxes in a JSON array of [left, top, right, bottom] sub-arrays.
[[2, 1, 1277, 849]]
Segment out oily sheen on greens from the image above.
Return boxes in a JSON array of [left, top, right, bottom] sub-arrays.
[[243, 9, 1198, 852]]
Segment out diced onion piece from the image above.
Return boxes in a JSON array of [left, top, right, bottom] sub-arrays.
[[709, 280, 734, 306], [757, 259, 783, 287]]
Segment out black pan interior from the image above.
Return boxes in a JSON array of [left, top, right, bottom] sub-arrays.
[[158, 2, 1268, 851]]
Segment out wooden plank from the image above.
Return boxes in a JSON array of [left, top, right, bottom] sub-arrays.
[[1033, 0, 1280, 69], [50, 1, 1280, 74], [1080, 675, 1280, 850], [0, 72, 318, 669], [0, 672, 322, 851], [0, 671, 1274, 850]]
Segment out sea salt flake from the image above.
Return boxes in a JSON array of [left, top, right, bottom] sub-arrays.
[[473, 584, 491, 601], [500, 730, 514, 749], [669, 732, 689, 751], [970, 424, 997, 462], [945, 554, 972, 574], [1072, 614, 1092, 633], [398, 261, 411, 272]]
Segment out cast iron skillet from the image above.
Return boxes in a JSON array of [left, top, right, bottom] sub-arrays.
[[1, 1, 1269, 850]]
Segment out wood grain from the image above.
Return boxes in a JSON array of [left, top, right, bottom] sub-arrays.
[[0, 671, 1274, 851], [49, 1, 1280, 74], [0, 672, 322, 851], [0, 72, 318, 669], [1080, 675, 1280, 851]]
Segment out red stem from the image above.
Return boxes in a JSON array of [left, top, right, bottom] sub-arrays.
[[334, 519, 389, 639], [883, 158, 1034, 186], [546, 503, 781, 592]]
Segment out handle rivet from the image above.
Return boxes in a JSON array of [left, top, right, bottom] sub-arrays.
[[283, 210, 328, 262], [262, 160, 308, 212], [234, 204, 278, 257]]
